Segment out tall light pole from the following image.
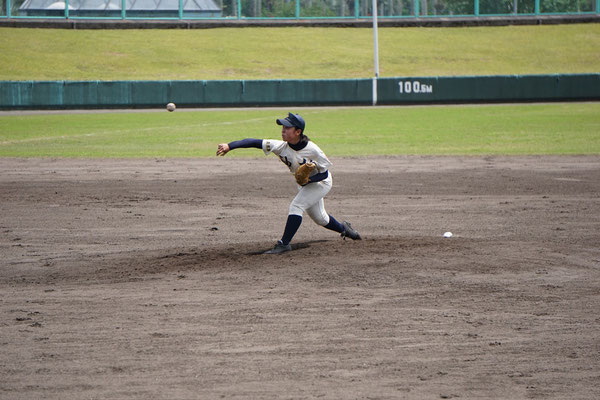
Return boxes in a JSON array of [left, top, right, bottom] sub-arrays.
[[372, 0, 380, 106]]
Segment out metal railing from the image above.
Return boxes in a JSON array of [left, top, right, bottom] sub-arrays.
[[3, 0, 600, 20]]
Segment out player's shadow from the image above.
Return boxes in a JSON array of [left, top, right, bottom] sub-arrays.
[[248, 239, 330, 255]]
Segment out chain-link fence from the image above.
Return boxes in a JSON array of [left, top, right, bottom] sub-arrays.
[[3, 0, 599, 19]]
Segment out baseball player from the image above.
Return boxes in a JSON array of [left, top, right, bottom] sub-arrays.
[[216, 112, 361, 254]]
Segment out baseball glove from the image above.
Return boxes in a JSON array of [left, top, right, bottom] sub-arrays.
[[294, 162, 315, 186]]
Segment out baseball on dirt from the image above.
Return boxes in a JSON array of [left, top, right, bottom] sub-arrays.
[[166, 102, 176, 112], [443, 231, 453, 238]]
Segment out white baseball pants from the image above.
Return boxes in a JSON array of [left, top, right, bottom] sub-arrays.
[[288, 174, 333, 226]]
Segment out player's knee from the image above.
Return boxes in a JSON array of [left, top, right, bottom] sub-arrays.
[[288, 203, 305, 216], [308, 211, 329, 226]]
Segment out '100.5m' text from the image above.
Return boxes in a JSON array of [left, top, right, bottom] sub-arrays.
[[398, 81, 433, 94]]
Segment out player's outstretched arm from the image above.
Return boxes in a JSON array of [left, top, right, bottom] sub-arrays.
[[216, 139, 263, 156], [216, 143, 230, 156]]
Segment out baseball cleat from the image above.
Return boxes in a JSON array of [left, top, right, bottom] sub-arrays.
[[264, 240, 292, 254], [341, 221, 361, 240]]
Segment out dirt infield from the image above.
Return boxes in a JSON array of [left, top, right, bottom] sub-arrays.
[[1, 156, 599, 399]]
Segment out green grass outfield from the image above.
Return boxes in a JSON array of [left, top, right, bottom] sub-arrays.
[[1, 24, 599, 80], [1, 103, 599, 157]]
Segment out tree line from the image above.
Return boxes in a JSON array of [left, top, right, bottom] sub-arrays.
[[216, 0, 596, 17]]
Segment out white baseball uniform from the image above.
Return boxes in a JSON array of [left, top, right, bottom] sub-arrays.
[[262, 139, 333, 226]]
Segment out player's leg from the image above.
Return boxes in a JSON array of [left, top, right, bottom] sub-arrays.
[[279, 214, 302, 246], [306, 198, 334, 228], [265, 181, 331, 254], [306, 200, 361, 240], [285, 182, 331, 242]]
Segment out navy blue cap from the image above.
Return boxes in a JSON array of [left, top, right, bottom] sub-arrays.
[[276, 113, 305, 132]]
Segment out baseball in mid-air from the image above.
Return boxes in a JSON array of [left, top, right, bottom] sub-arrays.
[[443, 231, 453, 238], [166, 102, 176, 112]]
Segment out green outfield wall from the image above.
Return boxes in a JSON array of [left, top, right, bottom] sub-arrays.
[[1, 74, 598, 109]]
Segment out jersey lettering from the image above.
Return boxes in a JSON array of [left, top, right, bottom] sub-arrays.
[[279, 155, 292, 167], [264, 139, 331, 174]]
